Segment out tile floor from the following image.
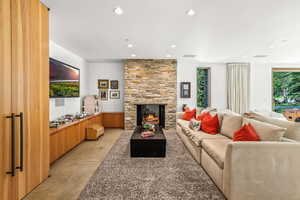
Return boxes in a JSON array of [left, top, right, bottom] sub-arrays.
[[24, 128, 123, 200]]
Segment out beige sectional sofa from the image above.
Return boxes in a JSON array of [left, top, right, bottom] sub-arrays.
[[176, 111, 300, 200]]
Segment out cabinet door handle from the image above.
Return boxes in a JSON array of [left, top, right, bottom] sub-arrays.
[[16, 112, 23, 171], [6, 113, 16, 176]]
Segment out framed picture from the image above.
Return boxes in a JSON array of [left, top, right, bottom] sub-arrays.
[[180, 82, 191, 98], [110, 80, 119, 89], [99, 90, 108, 101], [110, 91, 120, 99], [98, 79, 109, 89]]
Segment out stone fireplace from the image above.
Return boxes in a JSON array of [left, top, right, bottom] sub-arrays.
[[124, 59, 177, 130]]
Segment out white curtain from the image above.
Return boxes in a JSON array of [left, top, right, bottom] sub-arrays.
[[227, 63, 250, 114]]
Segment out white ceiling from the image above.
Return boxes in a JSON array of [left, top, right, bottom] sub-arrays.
[[42, 0, 300, 63]]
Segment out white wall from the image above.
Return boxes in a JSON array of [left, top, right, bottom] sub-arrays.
[[88, 61, 124, 112], [250, 62, 300, 111], [177, 60, 227, 111], [49, 41, 88, 120]]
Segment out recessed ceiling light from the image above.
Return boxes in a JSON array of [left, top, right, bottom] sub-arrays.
[[253, 55, 269, 58], [114, 7, 123, 15], [131, 54, 136, 57], [171, 44, 176, 48], [183, 54, 197, 58], [166, 54, 172, 58], [128, 44, 133, 48], [186, 9, 195, 16]]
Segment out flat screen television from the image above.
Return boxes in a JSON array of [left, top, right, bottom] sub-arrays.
[[49, 58, 80, 98]]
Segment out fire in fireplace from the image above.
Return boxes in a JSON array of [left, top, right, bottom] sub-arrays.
[[136, 104, 165, 128]]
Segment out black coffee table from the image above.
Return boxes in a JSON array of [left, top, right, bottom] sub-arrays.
[[130, 126, 166, 157]]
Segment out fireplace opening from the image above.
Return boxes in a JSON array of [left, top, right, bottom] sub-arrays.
[[136, 104, 165, 128]]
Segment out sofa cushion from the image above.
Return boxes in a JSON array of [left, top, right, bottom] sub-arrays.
[[244, 112, 300, 141], [189, 131, 228, 147], [243, 118, 286, 141], [220, 113, 243, 138], [202, 139, 231, 169], [177, 119, 190, 128]]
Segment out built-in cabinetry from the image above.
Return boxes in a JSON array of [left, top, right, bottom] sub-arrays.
[[50, 113, 103, 164], [102, 112, 124, 128], [0, 0, 49, 199]]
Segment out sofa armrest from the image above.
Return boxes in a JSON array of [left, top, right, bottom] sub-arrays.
[[224, 142, 300, 200], [176, 112, 184, 120]]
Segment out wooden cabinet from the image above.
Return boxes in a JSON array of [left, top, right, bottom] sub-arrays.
[[0, 0, 49, 199], [49, 112, 124, 164], [0, 0, 14, 199], [103, 112, 124, 128], [49, 113, 103, 164]]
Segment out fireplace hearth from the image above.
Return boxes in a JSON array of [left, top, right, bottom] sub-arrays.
[[136, 104, 165, 128]]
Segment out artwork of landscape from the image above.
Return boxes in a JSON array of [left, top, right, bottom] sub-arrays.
[[50, 58, 80, 98], [273, 71, 300, 113]]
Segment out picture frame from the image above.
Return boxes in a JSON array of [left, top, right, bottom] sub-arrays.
[[110, 90, 120, 99], [110, 80, 119, 89], [99, 90, 108, 101], [180, 82, 191, 98], [98, 79, 109, 89]]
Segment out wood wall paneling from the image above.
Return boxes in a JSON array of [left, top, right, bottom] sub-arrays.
[[11, 0, 49, 198], [0, 0, 14, 199]]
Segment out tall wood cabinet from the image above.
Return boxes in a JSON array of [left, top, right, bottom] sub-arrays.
[[0, 0, 49, 199]]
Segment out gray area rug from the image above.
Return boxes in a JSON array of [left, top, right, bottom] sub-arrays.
[[78, 130, 225, 200]]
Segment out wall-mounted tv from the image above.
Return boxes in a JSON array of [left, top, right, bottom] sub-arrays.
[[50, 58, 80, 98]]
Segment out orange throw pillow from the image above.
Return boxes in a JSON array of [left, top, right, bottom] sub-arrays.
[[182, 109, 196, 121], [201, 114, 220, 134], [196, 112, 210, 121], [233, 124, 260, 142]]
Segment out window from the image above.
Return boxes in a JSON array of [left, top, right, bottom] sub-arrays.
[[197, 68, 211, 108], [272, 68, 300, 113]]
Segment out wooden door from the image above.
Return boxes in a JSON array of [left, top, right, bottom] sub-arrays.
[[0, 0, 16, 199], [11, 0, 49, 198]]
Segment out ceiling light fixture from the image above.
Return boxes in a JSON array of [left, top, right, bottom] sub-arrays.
[[186, 9, 195, 16], [114, 7, 123, 15], [253, 55, 269, 58], [171, 44, 176, 48], [131, 54, 136, 57], [128, 44, 133, 48]]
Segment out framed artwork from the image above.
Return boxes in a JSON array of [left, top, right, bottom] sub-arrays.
[[110, 91, 120, 99], [110, 80, 119, 89], [98, 79, 109, 89], [99, 90, 108, 101], [180, 82, 191, 98]]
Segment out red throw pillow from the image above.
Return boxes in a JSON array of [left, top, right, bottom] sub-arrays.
[[201, 114, 220, 134], [182, 109, 196, 121], [196, 112, 210, 121], [233, 124, 260, 142]]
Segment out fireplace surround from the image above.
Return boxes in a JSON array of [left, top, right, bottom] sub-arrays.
[[124, 59, 177, 130]]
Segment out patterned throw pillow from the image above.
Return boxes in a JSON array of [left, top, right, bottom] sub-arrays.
[[189, 119, 201, 131]]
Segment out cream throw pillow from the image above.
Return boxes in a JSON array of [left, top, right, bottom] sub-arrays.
[[220, 113, 243, 138], [243, 118, 286, 141]]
